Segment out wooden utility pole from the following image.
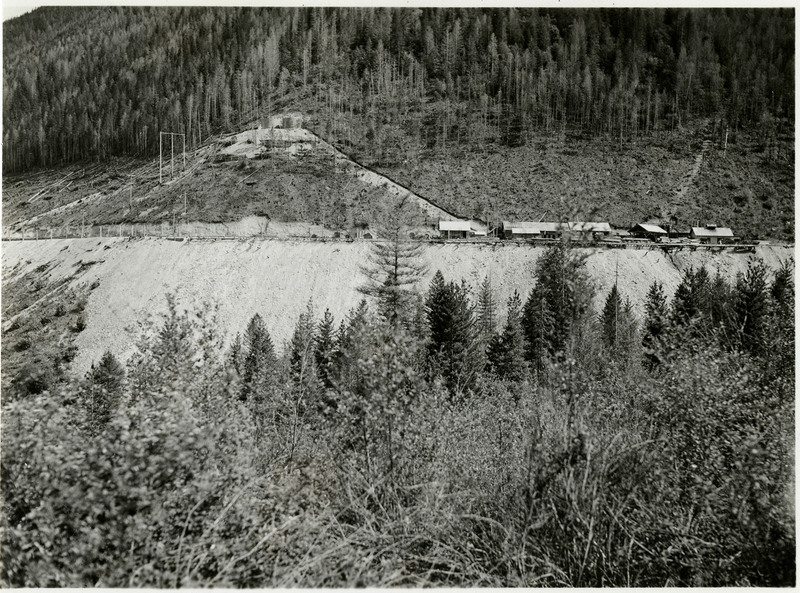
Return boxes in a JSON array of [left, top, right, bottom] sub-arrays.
[[159, 131, 186, 183]]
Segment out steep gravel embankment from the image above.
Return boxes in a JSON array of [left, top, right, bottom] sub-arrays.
[[2, 238, 792, 374]]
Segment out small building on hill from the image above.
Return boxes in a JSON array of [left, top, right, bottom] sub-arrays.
[[690, 224, 735, 244], [630, 223, 668, 241], [266, 112, 304, 129]]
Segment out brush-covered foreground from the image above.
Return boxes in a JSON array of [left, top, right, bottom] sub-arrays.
[[1, 248, 794, 587]]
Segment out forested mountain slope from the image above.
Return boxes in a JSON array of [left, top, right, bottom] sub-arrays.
[[4, 7, 792, 171], [3, 7, 794, 238]]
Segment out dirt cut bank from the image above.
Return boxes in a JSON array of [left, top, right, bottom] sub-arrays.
[[2, 237, 792, 374]]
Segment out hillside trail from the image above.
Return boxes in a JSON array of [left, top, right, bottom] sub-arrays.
[[668, 124, 713, 219]]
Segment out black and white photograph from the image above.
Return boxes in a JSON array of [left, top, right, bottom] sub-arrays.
[[1, 3, 795, 587]]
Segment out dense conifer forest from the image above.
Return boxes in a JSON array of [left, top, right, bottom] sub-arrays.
[[3, 7, 794, 172]]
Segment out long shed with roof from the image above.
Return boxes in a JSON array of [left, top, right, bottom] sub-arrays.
[[630, 223, 668, 241], [501, 221, 561, 239], [690, 224, 735, 244]]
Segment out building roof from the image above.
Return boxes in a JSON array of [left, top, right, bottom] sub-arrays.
[[691, 226, 734, 238], [566, 221, 612, 233], [631, 223, 667, 234], [439, 219, 472, 232], [503, 221, 561, 234]]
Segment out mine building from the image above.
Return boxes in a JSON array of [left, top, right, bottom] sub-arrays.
[[438, 219, 490, 238], [564, 221, 612, 241], [501, 221, 561, 239], [629, 223, 668, 241], [438, 219, 472, 239], [690, 224, 735, 244]]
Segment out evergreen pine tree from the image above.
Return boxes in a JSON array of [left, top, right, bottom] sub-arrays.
[[520, 244, 594, 369], [766, 258, 795, 380], [476, 275, 497, 342], [672, 266, 712, 327], [601, 283, 623, 352], [85, 350, 125, 432], [642, 280, 669, 369], [730, 259, 770, 355], [425, 272, 481, 395], [289, 299, 318, 390], [315, 309, 337, 389], [335, 299, 371, 394], [600, 283, 638, 358], [487, 290, 527, 380], [708, 272, 732, 329], [241, 313, 276, 400], [359, 198, 427, 327], [770, 258, 794, 313], [522, 285, 556, 376], [229, 332, 244, 375]]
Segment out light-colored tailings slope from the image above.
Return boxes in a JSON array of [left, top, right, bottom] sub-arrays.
[[2, 238, 792, 374]]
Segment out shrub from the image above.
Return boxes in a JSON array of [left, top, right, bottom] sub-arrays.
[[72, 316, 86, 333], [13, 338, 31, 352]]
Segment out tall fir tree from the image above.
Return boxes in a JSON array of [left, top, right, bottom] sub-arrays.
[[241, 313, 277, 400], [314, 309, 338, 390], [487, 290, 527, 381], [359, 197, 427, 328], [475, 275, 497, 343], [600, 283, 638, 359], [522, 285, 556, 375], [289, 299, 319, 392], [642, 280, 669, 370], [425, 271, 482, 395], [729, 259, 770, 355], [84, 350, 125, 432], [521, 244, 592, 371], [671, 266, 712, 327]]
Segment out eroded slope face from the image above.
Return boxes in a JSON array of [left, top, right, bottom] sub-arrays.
[[2, 238, 793, 375]]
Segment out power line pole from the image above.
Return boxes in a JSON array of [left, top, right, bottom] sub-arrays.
[[159, 131, 186, 183]]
